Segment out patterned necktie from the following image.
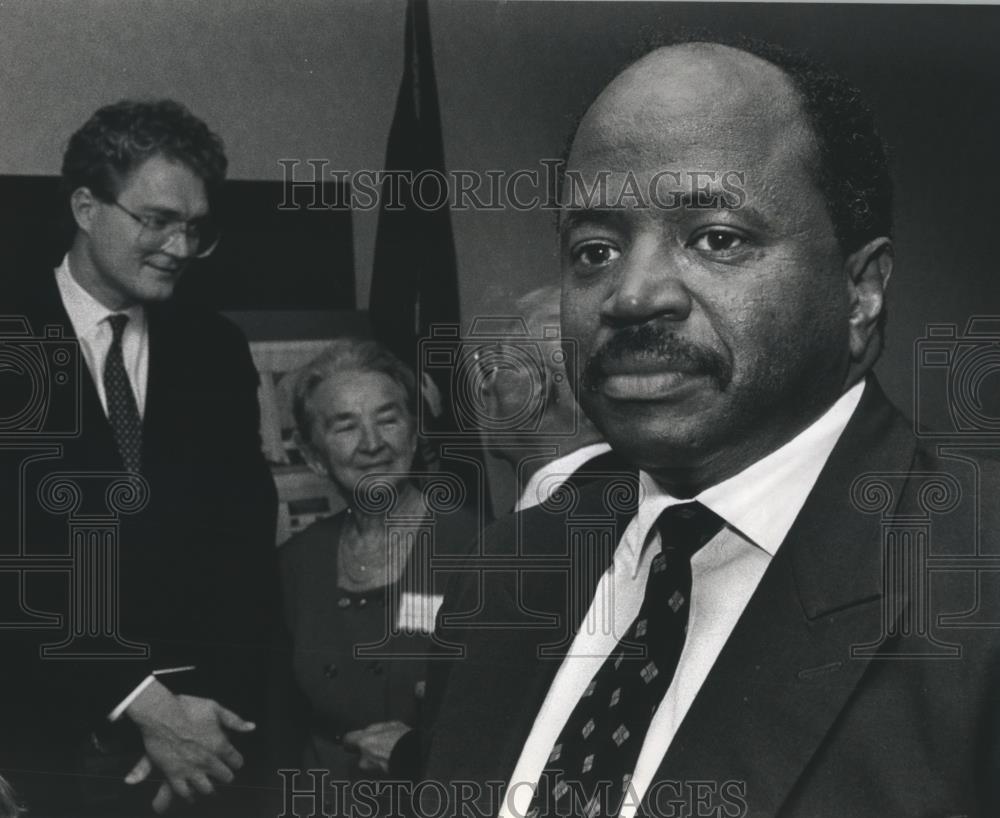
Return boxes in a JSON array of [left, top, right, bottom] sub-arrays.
[[103, 313, 142, 474], [527, 502, 725, 818]]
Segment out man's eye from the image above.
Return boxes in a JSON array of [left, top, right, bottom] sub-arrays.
[[142, 214, 173, 232], [572, 241, 621, 267], [690, 229, 746, 253]]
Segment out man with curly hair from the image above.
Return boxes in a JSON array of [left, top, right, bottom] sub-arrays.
[[2, 100, 279, 816]]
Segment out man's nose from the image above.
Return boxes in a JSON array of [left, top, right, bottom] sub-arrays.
[[602, 238, 692, 325], [160, 227, 197, 258]]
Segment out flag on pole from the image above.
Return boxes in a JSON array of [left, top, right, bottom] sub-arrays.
[[369, 0, 492, 523], [369, 0, 460, 382]]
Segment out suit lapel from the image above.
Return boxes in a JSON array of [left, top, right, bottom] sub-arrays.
[[433, 474, 640, 783], [564, 448, 629, 484], [643, 381, 917, 816], [493, 476, 641, 779], [141, 304, 180, 469], [25, 270, 119, 464], [142, 307, 163, 466]]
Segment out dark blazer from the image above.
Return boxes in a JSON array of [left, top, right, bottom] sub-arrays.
[[550, 447, 634, 495], [280, 502, 481, 782], [1, 267, 280, 815], [422, 380, 1000, 817]]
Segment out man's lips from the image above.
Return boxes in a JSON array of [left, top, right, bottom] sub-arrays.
[[144, 259, 183, 275], [581, 325, 733, 396], [596, 367, 710, 400], [596, 354, 702, 376]]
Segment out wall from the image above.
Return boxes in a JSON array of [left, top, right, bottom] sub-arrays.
[[0, 0, 406, 310], [2, 0, 998, 433]]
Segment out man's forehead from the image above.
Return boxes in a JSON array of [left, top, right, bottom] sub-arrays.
[[568, 43, 812, 171], [599, 43, 801, 113], [118, 154, 209, 206]]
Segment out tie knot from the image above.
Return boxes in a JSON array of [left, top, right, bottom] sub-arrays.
[[107, 313, 129, 341], [655, 502, 725, 560]]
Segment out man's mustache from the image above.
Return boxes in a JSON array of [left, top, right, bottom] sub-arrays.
[[581, 324, 733, 391]]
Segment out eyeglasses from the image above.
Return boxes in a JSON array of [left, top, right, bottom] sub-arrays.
[[109, 200, 221, 258]]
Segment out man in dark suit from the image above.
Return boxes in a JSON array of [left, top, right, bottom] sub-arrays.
[[0, 100, 278, 816], [421, 38, 1000, 817]]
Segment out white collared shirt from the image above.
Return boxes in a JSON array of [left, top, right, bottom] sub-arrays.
[[515, 442, 614, 512], [500, 381, 866, 818], [54, 255, 149, 417]]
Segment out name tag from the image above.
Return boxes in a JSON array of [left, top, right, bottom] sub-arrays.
[[396, 591, 445, 634]]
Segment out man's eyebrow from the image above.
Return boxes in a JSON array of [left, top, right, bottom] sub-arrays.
[[560, 192, 742, 223], [558, 207, 623, 231], [135, 205, 183, 217], [559, 193, 759, 236], [669, 189, 743, 211], [137, 204, 211, 221]]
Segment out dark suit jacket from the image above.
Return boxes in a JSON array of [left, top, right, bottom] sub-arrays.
[[280, 502, 482, 784], [543, 447, 634, 498], [422, 380, 1000, 817], [1, 268, 280, 814]]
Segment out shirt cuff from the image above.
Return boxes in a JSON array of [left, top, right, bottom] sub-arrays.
[[108, 674, 156, 722], [107, 665, 198, 721]]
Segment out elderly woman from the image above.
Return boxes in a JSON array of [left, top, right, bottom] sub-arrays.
[[279, 337, 474, 789]]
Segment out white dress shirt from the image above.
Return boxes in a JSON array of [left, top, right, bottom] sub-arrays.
[[54, 255, 149, 417], [500, 381, 866, 818], [515, 442, 614, 512]]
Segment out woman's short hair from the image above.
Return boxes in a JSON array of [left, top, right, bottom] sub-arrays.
[[291, 337, 418, 448]]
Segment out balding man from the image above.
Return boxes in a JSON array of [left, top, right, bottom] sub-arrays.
[[422, 38, 1000, 818]]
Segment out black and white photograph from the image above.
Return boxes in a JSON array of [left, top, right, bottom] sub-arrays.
[[1, 1, 999, 816]]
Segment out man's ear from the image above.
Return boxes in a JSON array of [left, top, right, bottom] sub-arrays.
[[844, 236, 893, 361], [70, 187, 98, 234]]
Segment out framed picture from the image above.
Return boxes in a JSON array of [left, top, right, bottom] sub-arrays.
[[250, 339, 345, 544]]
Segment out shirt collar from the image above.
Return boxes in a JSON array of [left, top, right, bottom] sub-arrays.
[[516, 442, 613, 511], [623, 380, 867, 567], [55, 254, 144, 339]]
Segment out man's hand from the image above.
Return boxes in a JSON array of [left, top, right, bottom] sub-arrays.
[[342, 720, 412, 774], [123, 679, 255, 813]]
